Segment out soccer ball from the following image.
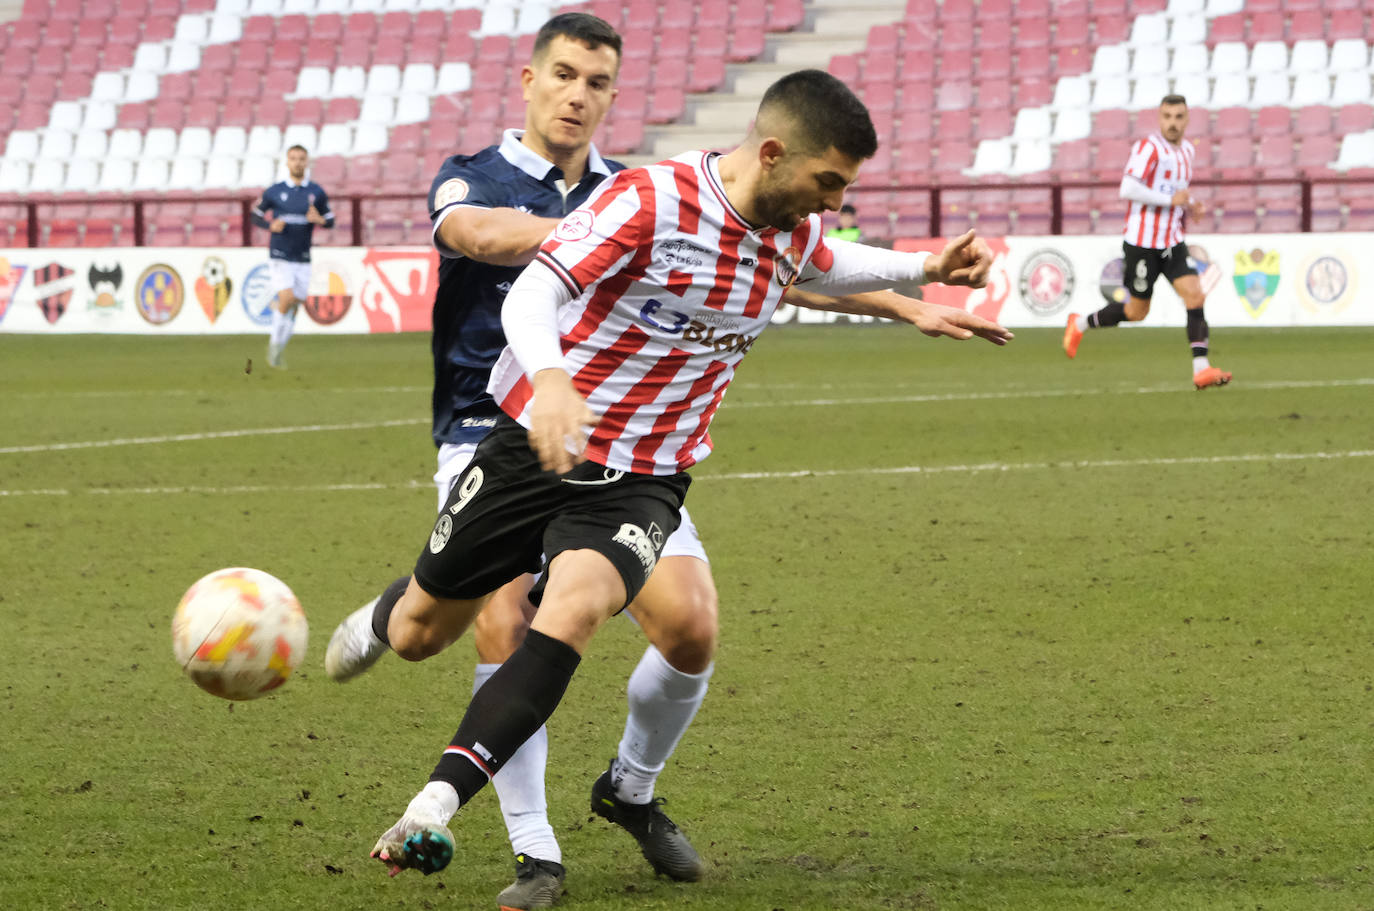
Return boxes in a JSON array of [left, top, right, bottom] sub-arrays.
[[172, 567, 308, 701]]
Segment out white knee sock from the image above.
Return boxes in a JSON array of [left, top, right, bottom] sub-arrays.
[[474, 662, 561, 863], [269, 307, 285, 348], [613, 645, 713, 805], [279, 302, 298, 348]]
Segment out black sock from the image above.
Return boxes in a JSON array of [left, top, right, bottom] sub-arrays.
[[1186, 308, 1209, 358], [429, 629, 582, 806], [1089, 302, 1128, 328], [369, 576, 409, 646]]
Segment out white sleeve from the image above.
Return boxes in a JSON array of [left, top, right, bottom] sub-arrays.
[[500, 258, 575, 377], [1119, 175, 1175, 207], [796, 237, 931, 295]]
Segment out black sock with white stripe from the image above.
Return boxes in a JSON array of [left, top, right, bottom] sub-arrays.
[[429, 629, 582, 806], [1088, 302, 1128, 328]]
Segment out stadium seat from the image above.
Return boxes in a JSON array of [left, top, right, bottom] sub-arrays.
[[1171, 73, 1211, 107], [167, 157, 205, 191], [178, 127, 213, 159], [1052, 76, 1091, 112], [1329, 39, 1370, 73], [1290, 72, 1332, 107], [1132, 74, 1171, 108], [1210, 74, 1250, 108], [1331, 71, 1372, 106], [1, 160, 33, 193], [1091, 78, 1131, 111], [1052, 107, 1092, 143]]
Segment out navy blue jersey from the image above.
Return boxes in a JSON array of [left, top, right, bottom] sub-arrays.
[[251, 179, 335, 262], [427, 129, 622, 446]]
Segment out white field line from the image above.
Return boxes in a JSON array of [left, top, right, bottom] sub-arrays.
[[0, 449, 1369, 498], [4, 377, 1372, 457]]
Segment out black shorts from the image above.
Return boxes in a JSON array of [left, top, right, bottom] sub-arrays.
[[1122, 241, 1196, 300], [413, 413, 691, 607]]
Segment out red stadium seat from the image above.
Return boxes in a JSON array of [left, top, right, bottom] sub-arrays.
[[940, 19, 974, 50], [1206, 13, 1245, 45], [1255, 135, 1296, 176], [828, 54, 859, 83], [1015, 45, 1050, 78], [74, 17, 106, 47], [1297, 134, 1339, 176], [899, 48, 933, 81], [1053, 45, 1091, 77], [648, 86, 686, 124], [49, 0, 81, 20], [1336, 104, 1374, 133], [1255, 106, 1291, 136], [325, 97, 360, 122], [219, 96, 255, 126], [1014, 77, 1052, 108], [1326, 9, 1365, 40], [1018, 17, 1050, 48], [976, 48, 1011, 80], [687, 56, 725, 93], [771, 0, 804, 31], [728, 23, 766, 62], [116, 101, 149, 130], [933, 139, 972, 174], [1054, 139, 1092, 178], [1092, 16, 1129, 44], [268, 39, 302, 69], [976, 79, 1012, 110], [977, 106, 1012, 137], [1248, 12, 1284, 41], [1213, 107, 1251, 137]]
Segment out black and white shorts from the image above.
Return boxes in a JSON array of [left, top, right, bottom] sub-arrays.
[[1122, 241, 1196, 300], [414, 414, 691, 607]]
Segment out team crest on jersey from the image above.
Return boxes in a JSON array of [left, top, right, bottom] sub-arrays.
[[429, 514, 453, 554], [1296, 253, 1357, 316], [434, 178, 470, 208], [1018, 249, 1075, 316], [773, 246, 803, 288], [1232, 248, 1280, 319], [555, 209, 594, 243]]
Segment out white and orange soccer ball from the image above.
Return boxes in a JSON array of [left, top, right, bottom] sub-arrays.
[[172, 567, 308, 701]]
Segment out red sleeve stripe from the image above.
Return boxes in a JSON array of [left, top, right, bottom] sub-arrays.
[[537, 251, 582, 296]]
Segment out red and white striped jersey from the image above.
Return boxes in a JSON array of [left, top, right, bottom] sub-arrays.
[[1121, 133, 1195, 249], [488, 151, 834, 475]]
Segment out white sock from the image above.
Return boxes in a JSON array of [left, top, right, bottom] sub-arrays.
[[1192, 355, 1211, 373], [412, 780, 459, 825], [269, 308, 285, 348], [613, 645, 713, 805], [1075, 313, 1090, 332], [279, 302, 298, 348], [474, 663, 561, 863]]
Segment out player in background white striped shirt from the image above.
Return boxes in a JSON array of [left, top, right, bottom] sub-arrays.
[[1064, 94, 1232, 390], [359, 70, 1012, 880]]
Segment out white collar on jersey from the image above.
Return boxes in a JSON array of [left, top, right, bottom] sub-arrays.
[[499, 129, 612, 183]]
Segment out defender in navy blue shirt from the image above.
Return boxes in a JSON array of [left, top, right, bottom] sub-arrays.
[[251, 144, 334, 368], [426, 129, 620, 447]]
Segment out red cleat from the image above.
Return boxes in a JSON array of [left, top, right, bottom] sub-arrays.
[[1193, 366, 1233, 390], [1062, 313, 1083, 359]]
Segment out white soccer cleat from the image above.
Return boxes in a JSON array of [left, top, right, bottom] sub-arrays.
[[370, 806, 455, 878], [324, 599, 388, 682], [267, 341, 285, 369]]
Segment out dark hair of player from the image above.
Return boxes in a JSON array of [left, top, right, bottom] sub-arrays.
[[532, 12, 622, 61], [758, 69, 878, 161], [286, 144, 309, 155], [1160, 94, 1188, 107]]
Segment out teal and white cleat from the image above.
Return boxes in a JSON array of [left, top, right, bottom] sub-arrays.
[[370, 813, 454, 877]]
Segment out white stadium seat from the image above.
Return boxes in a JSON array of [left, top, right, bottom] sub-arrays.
[[401, 63, 436, 95], [1013, 108, 1051, 141], [315, 0, 349, 12], [331, 66, 367, 97], [167, 158, 206, 191], [1092, 45, 1129, 77], [1090, 76, 1131, 111], [358, 95, 395, 123], [281, 124, 318, 154], [1209, 73, 1250, 108], [1010, 140, 1051, 175], [1169, 15, 1206, 46], [1251, 72, 1290, 105], [38, 130, 74, 159], [316, 123, 353, 156], [295, 67, 332, 98], [207, 15, 242, 44], [1051, 107, 1091, 143], [73, 130, 109, 159], [97, 158, 133, 193], [108, 129, 143, 160], [64, 158, 100, 193], [125, 71, 160, 103], [1132, 74, 1172, 109], [394, 94, 430, 124], [175, 14, 209, 44], [248, 0, 282, 14], [1051, 75, 1090, 111], [166, 43, 202, 73], [240, 156, 276, 189], [1331, 71, 1373, 106], [1249, 41, 1288, 75], [1288, 40, 1329, 74], [4, 130, 40, 161], [134, 44, 168, 73], [211, 126, 248, 158], [351, 124, 388, 155], [48, 101, 83, 131], [435, 62, 472, 94], [516, 3, 554, 33], [1205, 0, 1243, 13], [1171, 73, 1211, 107], [178, 127, 213, 158], [91, 72, 125, 102], [479, 5, 517, 36], [966, 138, 1012, 175], [216, 0, 249, 13], [1168, 0, 1206, 14], [82, 101, 117, 132], [1290, 72, 1332, 107], [1209, 42, 1248, 75], [29, 160, 65, 192], [1329, 40, 1369, 73], [144, 127, 179, 159], [203, 157, 242, 189], [281, 0, 315, 13], [1129, 13, 1167, 47], [247, 125, 284, 157], [1335, 131, 1374, 170], [1132, 44, 1169, 77], [0, 160, 31, 192], [1172, 43, 1208, 76], [132, 159, 171, 192], [365, 65, 402, 96], [350, 0, 384, 12]]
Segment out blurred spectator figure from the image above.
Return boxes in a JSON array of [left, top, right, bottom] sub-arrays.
[[827, 203, 862, 241]]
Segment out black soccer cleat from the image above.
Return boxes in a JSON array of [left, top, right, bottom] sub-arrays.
[[496, 854, 565, 910], [590, 760, 704, 881]]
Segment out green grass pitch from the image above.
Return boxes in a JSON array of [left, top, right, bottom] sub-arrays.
[[1, 324, 1371, 910]]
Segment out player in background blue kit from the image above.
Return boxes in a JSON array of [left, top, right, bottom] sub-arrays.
[[251, 144, 334, 369]]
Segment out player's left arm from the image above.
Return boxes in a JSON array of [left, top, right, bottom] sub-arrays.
[[797, 230, 993, 295], [785, 287, 1012, 345], [308, 187, 335, 228]]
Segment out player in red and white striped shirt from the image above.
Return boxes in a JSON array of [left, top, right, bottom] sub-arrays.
[[360, 70, 1011, 879], [1064, 94, 1231, 389]]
